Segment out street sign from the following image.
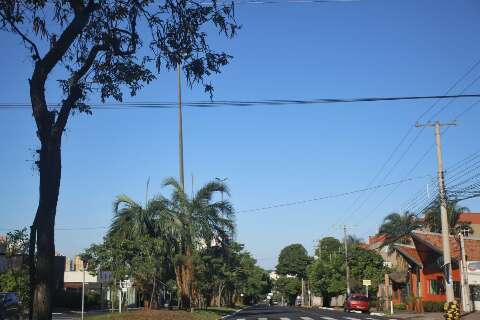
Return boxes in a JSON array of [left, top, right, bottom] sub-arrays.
[[467, 261, 480, 285], [362, 279, 371, 286]]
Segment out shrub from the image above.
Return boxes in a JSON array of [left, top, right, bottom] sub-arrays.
[[394, 303, 406, 310], [423, 301, 444, 312]]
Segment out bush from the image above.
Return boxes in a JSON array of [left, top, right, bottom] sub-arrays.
[[423, 301, 444, 312], [394, 303, 406, 310]]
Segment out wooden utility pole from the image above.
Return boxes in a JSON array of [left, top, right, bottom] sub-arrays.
[[416, 121, 456, 302], [178, 62, 185, 190], [344, 225, 351, 296]]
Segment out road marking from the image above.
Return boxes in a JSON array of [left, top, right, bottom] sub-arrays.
[[344, 317, 361, 320], [236, 318, 246, 320], [258, 318, 268, 320], [321, 317, 337, 320], [366, 318, 378, 320], [280, 318, 291, 320]]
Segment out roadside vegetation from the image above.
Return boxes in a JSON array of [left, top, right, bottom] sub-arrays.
[[82, 178, 271, 310]]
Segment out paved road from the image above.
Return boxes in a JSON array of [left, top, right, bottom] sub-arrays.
[[224, 305, 397, 320]]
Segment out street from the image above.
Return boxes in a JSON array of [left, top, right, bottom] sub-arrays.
[[224, 305, 396, 320]]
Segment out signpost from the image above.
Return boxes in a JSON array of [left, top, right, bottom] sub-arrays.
[[362, 279, 371, 297]]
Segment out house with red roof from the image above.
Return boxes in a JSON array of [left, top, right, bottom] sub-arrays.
[[367, 213, 480, 310], [387, 230, 480, 309]]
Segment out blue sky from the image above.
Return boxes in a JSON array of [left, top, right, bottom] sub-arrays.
[[1, 0, 480, 269]]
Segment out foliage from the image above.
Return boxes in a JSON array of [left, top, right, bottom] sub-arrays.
[[315, 237, 342, 260], [378, 211, 422, 246], [393, 303, 406, 310], [348, 245, 388, 294], [275, 276, 301, 305], [423, 301, 445, 312], [276, 244, 312, 278], [0, 1, 239, 317], [308, 236, 387, 305], [423, 200, 471, 235], [83, 178, 267, 310], [307, 252, 345, 305], [0, 228, 30, 311]]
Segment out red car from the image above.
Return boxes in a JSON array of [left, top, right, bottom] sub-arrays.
[[344, 294, 370, 313]]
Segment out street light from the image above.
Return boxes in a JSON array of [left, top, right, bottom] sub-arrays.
[[215, 177, 228, 202]]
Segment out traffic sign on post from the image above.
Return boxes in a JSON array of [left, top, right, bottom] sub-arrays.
[[362, 279, 371, 297]]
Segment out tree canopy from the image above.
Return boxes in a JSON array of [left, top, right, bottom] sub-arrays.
[[276, 244, 312, 279]]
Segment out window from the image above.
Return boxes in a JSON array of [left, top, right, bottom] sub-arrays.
[[453, 281, 461, 298], [461, 227, 471, 237], [429, 279, 445, 295]]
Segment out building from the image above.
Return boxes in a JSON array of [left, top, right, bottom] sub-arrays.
[[386, 231, 480, 310], [458, 213, 480, 236]]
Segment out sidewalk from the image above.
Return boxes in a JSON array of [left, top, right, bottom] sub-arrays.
[[390, 311, 480, 320]]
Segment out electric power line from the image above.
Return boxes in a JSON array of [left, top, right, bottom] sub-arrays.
[[1, 93, 480, 111]]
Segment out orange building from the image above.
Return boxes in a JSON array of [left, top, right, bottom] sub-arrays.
[[392, 230, 480, 304]]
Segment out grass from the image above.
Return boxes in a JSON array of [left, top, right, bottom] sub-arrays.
[[86, 308, 240, 320]]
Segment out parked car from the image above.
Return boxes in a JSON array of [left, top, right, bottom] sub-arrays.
[[0, 292, 20, 320], [344, 294, 369, 313]]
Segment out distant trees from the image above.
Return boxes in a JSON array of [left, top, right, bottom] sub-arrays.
[[378, 211, 422, 246], [423, 200, 472, 235], [276, 244, 312, 279], [307, 237, 388, 306], [0, 229, 30, 312]]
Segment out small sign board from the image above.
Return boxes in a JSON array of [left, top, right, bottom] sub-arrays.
[[467, 261, 480, 285], [362, 279, 371, 286]]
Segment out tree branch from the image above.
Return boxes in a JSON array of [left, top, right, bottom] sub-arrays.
[[0, 11, 40, 60], [52, 44, 107, 137], [30, 0, 98, 139]]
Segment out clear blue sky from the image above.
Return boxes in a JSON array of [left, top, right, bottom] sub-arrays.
[[1, 0, 480, 269]]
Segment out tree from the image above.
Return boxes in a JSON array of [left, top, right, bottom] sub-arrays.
[[423, 200, 471, 235], [348, 246, 388, 295], [0, 2, 238, 318], [276, 244, 312, 279], [155, 178, 235, 309], [378, 211, 422, 246], [307, 254, 345, 306], [0, 229, 30, 312], [275, 276, 301, 306], [315, 237, 342, 260]]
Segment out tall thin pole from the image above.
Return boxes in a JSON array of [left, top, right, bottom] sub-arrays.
[[434, 121, 454, 302], [417, 121, 456, 302], [145, 177, 150, 207], [178, 62, 185, 190], [459, 233, 471, 312], [344, 225, 351, 296], [81, 266, 85, 320]]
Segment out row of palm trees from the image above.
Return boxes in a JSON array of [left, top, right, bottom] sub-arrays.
[[106, 177, 235, 309], [378, 200, 471, 246]]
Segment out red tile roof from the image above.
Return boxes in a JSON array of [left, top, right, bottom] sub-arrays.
[[411, 231, 480, 261], [395, 245, 423, 266], [458, 213, 480, 224]]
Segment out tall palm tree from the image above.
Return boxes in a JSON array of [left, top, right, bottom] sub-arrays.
[[378, 211, 422, 246], [423, 199, 471, 235], [155, 177, 235, 310]]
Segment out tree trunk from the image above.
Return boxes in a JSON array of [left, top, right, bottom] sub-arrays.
[[32, 136, 62, 320]]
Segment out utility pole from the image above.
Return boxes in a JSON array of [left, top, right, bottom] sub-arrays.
[[343, 225, 351, 296], [459, 233, 471, 312], [178, 62, 184, 190], [416, 121, 456, 302]]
